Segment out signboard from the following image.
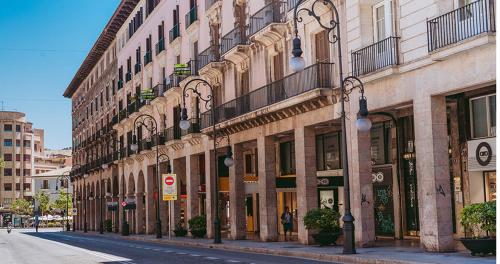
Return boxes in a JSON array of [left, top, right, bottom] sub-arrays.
[[468, 138, 496, 171], [72, 208, 78, 216], [162, 174, 178, 201], [174, 63, 191, 76], [141, 89, 155, 100], [107, 202, 118, 211]]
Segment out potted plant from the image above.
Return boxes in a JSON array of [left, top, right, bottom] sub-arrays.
[[104, 219, 113, 232], [173, 220, 188, 237], [460, 201, 496, 256], [188, 215, 207, 238], [303, 208, 341, 246]]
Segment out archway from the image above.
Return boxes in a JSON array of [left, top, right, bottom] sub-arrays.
[[136, 171, 146, 234], [127, 173, 136, 234]]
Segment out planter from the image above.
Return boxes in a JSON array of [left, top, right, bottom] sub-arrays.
[[173, 229, 188, 237], [460, 238, 496, 256], [190, 229, 207, 238], [312, 232, 340, 246]]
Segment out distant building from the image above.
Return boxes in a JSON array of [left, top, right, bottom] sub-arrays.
[[33, 166, 73, 204]]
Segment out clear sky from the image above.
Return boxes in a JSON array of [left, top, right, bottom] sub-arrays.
[[0, 0, 120, 150]]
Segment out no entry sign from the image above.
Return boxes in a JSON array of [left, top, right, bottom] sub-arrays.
[[162, 173, 177, 201]]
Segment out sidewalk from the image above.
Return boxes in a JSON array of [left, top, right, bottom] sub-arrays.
[[75, 231, 496, 264]]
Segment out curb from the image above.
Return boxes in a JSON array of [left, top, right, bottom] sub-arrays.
[[74, 232, 433, 264]]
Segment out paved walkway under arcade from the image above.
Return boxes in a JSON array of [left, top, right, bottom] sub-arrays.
[[73, 231, 496, 264]]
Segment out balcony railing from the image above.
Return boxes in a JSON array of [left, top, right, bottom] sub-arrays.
[[351, 36, 399, 76], [125, 72, 132, 82], [248, 1, 287, 37], [152, 83, 167, 98], [180, 118, 200, 136], [169, 24, 180, 43], [134, 63, 142, 74], [165, 73, 186, 90], [221, 26, 248, 55], [144, 51, 153, 65], [155, 38, 165, 55], [200, 62, 334, 128], [185, 6, 198, 29], [164, 126, 181, 142], [206, 0, 219, 10], [427, 0, 495, 52], [287, 0, 300, 11], [118, 80, 124, 89], [197, 45, 220, 70]]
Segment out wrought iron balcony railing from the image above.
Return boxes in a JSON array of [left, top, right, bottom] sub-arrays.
[[427, 0, 495, 52], [205, 0, 219, 10], [155, 38, 165, 55], [134, 63, 142, 74], [164, 126, 182, 142], [351, 36, 399, 76], [197, 45, 220, 70], [180, 118, 201, 136], [200, 62, 334, 128], [169, 23, 180, 43], [221, 26, 248, 56], [185, 6, 198, 29], [248, 1, 287, 37], [118, 80, 124, 89], [125, 72, 132, 82], [144, 51, 153, 65]]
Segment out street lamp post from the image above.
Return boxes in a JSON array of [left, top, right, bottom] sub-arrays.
[[290, 0, 372, 254], [179, 78, 234, 244], [130, 114, 163, 239], [157, 154, 172, 238]]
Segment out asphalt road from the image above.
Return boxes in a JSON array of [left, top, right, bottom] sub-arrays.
[[0, 229, 334, 264]]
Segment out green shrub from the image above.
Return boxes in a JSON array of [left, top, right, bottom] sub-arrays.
[[104, 219, 113, 232], [303, 208, 341, 233], [460, 201, 496, 238], [188, 215, 206, 232]]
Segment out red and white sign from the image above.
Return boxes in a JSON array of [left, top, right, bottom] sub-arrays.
[[162, 174, 177, 201], [121, 201, 127, 207]]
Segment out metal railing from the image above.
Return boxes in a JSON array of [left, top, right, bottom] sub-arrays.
[[152, 83, 166, 97], [287, 0, 300, 11], [164, 126, 181, 142], [155, 38, 165, 55], [118, 80, 124, 89], [134, 63, 141, 74], [427, 0, 495, 52], [169, 23, 180, 43], [248, 1, 287, 37], [125, 72, 132, 82], [180, 118, 201, 136], [185, 6, 198, 28], [200, 62, 334, 128], [197, 45, 220, 70], [206, 0, 219, 10], [144, 51, 153, 65], [351, 36, 399, 76], [221, 26, 248, 55]]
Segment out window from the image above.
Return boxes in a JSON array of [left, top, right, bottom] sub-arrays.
[[371, 122, 392, 165], [16, 154, 20, 161], [16, 183, 20, 191], [373, 0, 393, 41], [245, 153, 256, 175], [4, 139, 12, 147], [23, 154, 31, 161], [15, 125, 21, 132], [280, 141, 296, 175], [16, 169, 20, 176], [316, 132, 341, 171], [4, 183, 12, 191], [4, 168, 12, 176], [42, 180, 49, 189], [24, 140, 31, 148], [23, 183, 31, 191], [4, 154, 12, 161], [24, 169, 31, 176], [16, 140, 20, 147], [470, 94, 496, 138], [4, 124, 12, 131]]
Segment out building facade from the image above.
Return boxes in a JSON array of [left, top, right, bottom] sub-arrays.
[[65, 0, 496, 252]]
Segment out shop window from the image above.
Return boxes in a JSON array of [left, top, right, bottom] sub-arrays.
[[218, 156, 229, 177], [484, 171, 496, 201], [316, 132, 341, 171], [4, 168, 12, 176], [3, 139, 12, 147], [470, 94, 496, 138], [371, 122, 392, 165], [280, 141, 296, 175], [4, 183, 12, 191]]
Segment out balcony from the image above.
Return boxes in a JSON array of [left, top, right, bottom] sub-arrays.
[[144, 51, 153, 66], [125, 72, 132, 82], [351, 36, 400, 76], [180, 118, 200, 137], [152, 83, 167, 98], [164, 126, 182, 148], [185, 6, 198, 29], [205, 0, 220, 11], [134, 63, 142, 74], [155, 38, 165, 55], [248, 1, 287, 38], [197, 45, 221, 70], [118, 80, 124, 89], [169, 24, 180, 43], [200, 63, 334, 129], [165, 73, 188, 90], [427, 0, 495, 52], [221, 26, 249, 56]]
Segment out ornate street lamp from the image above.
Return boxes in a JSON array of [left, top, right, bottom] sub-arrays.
[[157, 153, 172, 238], [290, 0, 372, 254], [130, 114, 163, 239], [180, 78, 234, 244]]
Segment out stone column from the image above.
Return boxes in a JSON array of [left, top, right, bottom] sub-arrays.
[[145, 166, 155, 234], [295, 126, 318, 244], [413, 95, 454, 252], [257, 136, 278, 241], [229, 143, 246, 240], [186, 154, 200, 222], [159, 161, 169, 235], [342, 97, 375, 247], [135, 192, 145, 234], [205, 150, 216, 238]]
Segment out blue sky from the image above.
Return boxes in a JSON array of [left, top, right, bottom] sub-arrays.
[[0, 0, 120, 149]]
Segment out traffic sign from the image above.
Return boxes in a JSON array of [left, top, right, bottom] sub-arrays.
[[121, 201, 127, 207], [72, 208, 77, 216], [162, 173, 177, 201]]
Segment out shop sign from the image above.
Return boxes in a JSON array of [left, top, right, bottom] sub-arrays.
[[174, 63, 191, 76], [468, 138, 496, 171], [316, 176, 343, 187], [372, 166, 392, 185]]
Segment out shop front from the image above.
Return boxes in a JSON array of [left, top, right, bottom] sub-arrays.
[[467, 137, 496, 203]]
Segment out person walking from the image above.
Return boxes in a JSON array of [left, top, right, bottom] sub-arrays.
[[280, 206, 293, 241], [35, 214, 39, 233]]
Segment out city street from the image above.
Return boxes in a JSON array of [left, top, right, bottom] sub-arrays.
[[0, 229, 332, 264]]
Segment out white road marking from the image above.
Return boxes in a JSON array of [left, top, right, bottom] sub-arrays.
[[205, 256, 220, 260], [189, 254, 201, 257]]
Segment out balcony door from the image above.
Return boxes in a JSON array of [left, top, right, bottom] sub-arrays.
[[369, 0, 395, 72], [454, 0, 489, 42]]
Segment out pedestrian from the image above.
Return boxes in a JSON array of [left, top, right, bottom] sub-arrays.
[[280, 206, 293, 241], [35, 215, 39, 233]]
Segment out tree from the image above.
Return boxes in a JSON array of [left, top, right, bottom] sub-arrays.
[[11, 198, 33, 216], [53, 190, 73, 216], [35, 192, 50, 216]]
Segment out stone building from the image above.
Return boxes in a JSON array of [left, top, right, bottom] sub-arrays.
[[65, 0, 495, 252]]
